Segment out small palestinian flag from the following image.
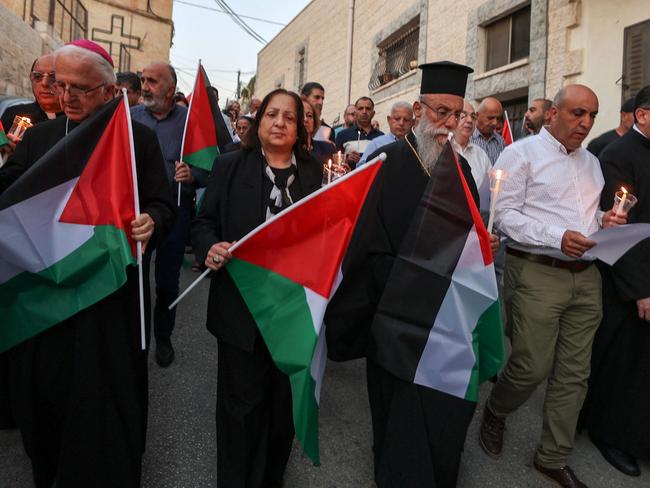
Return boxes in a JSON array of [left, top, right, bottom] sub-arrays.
[[0, 97, 139, 353], [181, 61, 232, 171], [502, 110, 513, 145], [226, 158, 383, 465], [0, 121, 9, 147], [372, 142, 505, 403]]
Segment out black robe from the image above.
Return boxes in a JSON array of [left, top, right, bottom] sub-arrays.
[[0, 113, 175, 487], [326, 132, 479, 487], [1, 102, 63, 133], [580, 128, 650, 459]]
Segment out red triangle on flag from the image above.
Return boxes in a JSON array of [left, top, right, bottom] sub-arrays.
[[59, 100, 136, 254], [234, 163, 382, 298], [183, 65, 217, 157], [502, 111, 513, 146]]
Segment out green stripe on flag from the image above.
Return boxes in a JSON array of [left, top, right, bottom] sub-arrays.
[[184, 145, 219, 171], [0, 130, 8, 147], [0, 225, 135, 353], [227, 257, 321, 465], [465, 300, 504, 401]]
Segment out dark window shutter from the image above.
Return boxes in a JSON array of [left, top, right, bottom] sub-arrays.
[[623, 19, 650, 102]]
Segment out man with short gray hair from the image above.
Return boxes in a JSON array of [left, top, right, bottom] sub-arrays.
[[471, 96, 506, 164], [132, 61, 208, 368], [0, 40, 174, 487], [359, 101, 414, 165]]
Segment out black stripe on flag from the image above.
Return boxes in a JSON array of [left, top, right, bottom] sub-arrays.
[[0, 98, 121, 210], [203, 66, 233, 152], [370, 142, 475, 383]]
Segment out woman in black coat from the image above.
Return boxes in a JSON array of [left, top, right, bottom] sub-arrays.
[[192, 88, 322, 488]]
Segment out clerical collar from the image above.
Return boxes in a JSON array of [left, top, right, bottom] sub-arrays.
[[633, 124, 649, 140], [46, 112, 56, 120]]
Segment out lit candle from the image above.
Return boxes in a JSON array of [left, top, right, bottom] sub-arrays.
[[357, 131, 361, 152], [617, 186, 628, 216], [327, 158, 332, 185], [9, 116, 33, 141], [487, 169, 503, 234]]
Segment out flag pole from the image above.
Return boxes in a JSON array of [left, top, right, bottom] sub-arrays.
[[178, 60, 200, 207], [168, 152, 387, 310], [123, 88, 147, 351]]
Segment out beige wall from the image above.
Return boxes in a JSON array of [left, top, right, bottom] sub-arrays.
[[257, 0, 649, 138], [569, 0, 650, 140], [0, 0, 173, 97], [87, 0, 173, 72]]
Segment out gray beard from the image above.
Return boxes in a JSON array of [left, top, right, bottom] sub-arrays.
[[413, 117, 448, 173]]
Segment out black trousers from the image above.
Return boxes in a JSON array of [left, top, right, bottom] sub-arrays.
[[366, 358, 475, 488], [216, 334, 294, 488]]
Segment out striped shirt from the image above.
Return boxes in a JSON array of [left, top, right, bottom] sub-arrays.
[[470, 128, 506, 165]]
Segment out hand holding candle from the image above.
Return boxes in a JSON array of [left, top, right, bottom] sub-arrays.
[[8, 116, 33, 141], [614, 186, 637, 217], [487, 168, 506, 234]]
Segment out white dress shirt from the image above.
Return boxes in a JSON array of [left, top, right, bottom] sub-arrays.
[[494, 127, 604, 260], [454, 140, 491, 191]]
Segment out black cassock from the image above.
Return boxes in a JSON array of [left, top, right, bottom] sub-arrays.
[[580, 128, 650, 459], [326, 131, 479, 488], [0, 114, 175, 487]]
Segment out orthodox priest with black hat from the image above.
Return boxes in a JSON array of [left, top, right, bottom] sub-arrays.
[[326, 61, 499, 488], [0, 41, 174, 487], [579, 85, 650, 478]]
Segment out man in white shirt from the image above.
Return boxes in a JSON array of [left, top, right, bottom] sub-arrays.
[[479, 85, 625, 488], [453, 99, 491, 197], [359, 101, 414, 165]]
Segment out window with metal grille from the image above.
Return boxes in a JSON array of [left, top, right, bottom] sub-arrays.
[[484, 5, 530, 71], [622, 19, 650, 102], [29, 0, 88, 43], [369, 17, 419, 90]]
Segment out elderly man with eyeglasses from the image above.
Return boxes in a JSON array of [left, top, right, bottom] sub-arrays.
[[1, 54, 63, 133], [0, 40, 174, 487]]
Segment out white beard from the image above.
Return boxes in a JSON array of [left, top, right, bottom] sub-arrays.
[[413, 116, 449, 173]]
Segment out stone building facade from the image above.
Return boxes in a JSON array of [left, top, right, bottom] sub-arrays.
[[256, 0, 650, 142], [0, 0, 173, 97]]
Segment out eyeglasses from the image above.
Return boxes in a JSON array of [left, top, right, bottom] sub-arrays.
[[53, 81, 106, 98], [30, 72, 56, 84], [420, 100, 462, 122], [459, 111, 478, 121]]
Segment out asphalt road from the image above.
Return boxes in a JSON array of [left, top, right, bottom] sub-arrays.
[[1, 266, 648, 487]]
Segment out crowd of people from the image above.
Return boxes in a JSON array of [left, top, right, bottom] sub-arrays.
[[0, 39, 649, 488]]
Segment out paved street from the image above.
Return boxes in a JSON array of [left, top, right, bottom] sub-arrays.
[[1, 266, 648, 487]]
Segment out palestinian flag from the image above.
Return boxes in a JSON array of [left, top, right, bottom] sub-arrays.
[[226, 158, 382, 465], [0, 121, 9, 147], [371, 142, 504, 403], [181, 62, 232, 171], [0, 97, 138, 353], [502, 110, 513, 145]]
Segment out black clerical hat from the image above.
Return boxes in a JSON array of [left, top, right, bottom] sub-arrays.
[[419, 61, 473, 97]]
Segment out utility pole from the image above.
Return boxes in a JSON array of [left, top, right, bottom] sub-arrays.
[[236, 70, 241, 99]]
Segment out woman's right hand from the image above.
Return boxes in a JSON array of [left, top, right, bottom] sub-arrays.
[[205, 241, 234, 271]]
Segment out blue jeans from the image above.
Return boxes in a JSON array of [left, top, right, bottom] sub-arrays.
[[153, 197, 192, 340]]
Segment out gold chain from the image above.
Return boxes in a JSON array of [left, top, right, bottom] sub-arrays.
[[404, 129, 430, 177]]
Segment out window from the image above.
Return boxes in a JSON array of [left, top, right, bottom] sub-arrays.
[[622, 19, 650, 102], [296, 48, 306, 91], [369, 17, 419, 90], [485, 6, 530, 71]]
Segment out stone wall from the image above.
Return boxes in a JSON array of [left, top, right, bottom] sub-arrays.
[[0, 3, 63, 97]]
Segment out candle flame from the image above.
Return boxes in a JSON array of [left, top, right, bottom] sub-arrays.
[[621, 186, 628, 194], [23, 117, 31, 124], [495, 169, 503, 180], [328, 159, 332, 168]]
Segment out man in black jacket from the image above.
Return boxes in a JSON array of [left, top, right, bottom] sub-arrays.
[[0, 40, 174, 488]]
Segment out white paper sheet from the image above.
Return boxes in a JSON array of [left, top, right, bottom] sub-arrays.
[[585, 223, 650, 265]]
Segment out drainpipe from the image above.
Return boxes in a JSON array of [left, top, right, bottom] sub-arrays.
[[344, 0, 355, 106]]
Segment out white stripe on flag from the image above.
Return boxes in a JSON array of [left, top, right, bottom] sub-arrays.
[[0, 179, 93, 284], [414, 226, 498, 397]]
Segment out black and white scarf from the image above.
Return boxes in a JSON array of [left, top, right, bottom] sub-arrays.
[[264, 153, 297, 220]]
